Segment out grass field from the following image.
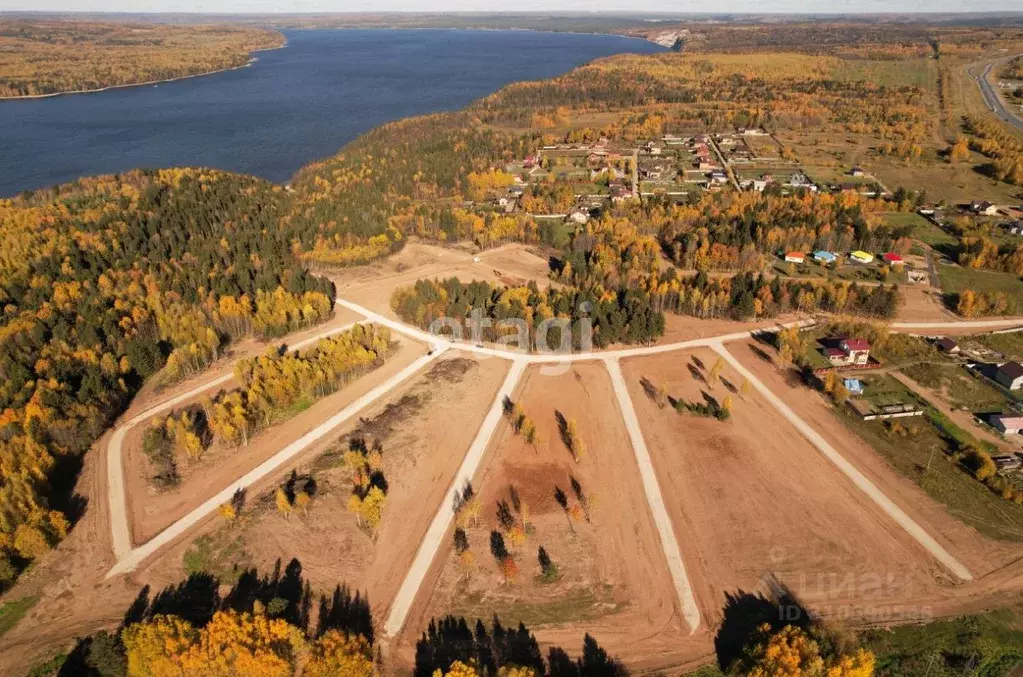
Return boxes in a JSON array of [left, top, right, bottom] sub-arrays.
[[938, 264, 1023, 315], [976, 331, 1023, 361], [837, 407, 1023, 542], [882, 211, 958, 249], [829, 58, 936, 90], [0, 596, 38, 639], [904, 362, 1012, 411], [857, 374, 922, 409]]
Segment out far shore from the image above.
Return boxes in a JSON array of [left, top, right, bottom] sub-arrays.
[[0, 35, 286, 101]]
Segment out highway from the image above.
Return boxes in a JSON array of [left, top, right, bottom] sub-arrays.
[[968, 55, 1023, 132]]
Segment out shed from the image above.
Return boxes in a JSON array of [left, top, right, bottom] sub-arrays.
[[843, 378, 864, 395], [935, 338, 960, 354]]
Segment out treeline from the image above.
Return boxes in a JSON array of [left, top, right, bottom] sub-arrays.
[[207, 324, 393, 447], [0, 169, 335, 587], [0, 21, 282, 97], [963, 115, 1023, 186], [287, 113, 542, 264], [391, 278, 665, 349], [471, 51, 931, 142]]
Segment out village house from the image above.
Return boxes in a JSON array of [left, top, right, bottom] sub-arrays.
[[935, 337, 960, 354], [969, 200, 998, 216], [881, 252, 904, 266], [849, 167, 865, 177], [994, 361, 1023, 390], [813, 250, 837, 264], [991, 414, 1023, 435], [709, 171, 729, 185], [823, 338, 871, 366], [566, 209, 589, 225], [784, 252, 805, 263], [849, 250, 874, 264]]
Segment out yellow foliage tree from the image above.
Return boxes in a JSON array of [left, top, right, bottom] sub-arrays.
[[305, 630, 375, 677]]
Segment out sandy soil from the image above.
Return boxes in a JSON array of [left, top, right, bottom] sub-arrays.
[[124, 338, 428, 544], [660, 312, 804, 344], [329, 240, 554, 318], [620, 348, 968, 632], [896, 286, 958, 323], [728, 342, 1023, 580], [0, 353, 509, 673], [398, 362, 692, 672]]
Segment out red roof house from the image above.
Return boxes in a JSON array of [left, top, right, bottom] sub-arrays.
[[882, 252, 904, 265]]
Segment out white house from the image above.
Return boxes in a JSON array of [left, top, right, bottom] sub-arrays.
[[994, 361, 1023, 390]]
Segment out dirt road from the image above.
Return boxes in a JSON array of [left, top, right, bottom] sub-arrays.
[[604, 357, 701, 633], [710, 342, 974, 582]]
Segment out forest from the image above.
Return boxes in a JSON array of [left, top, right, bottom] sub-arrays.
[[0, 20, 283, 97], [0, 169, 335, 587]]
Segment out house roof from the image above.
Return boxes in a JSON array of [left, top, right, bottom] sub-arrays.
[[814, 250, 836, 260], [842, 338, 871, 351], [882, 252, 904, 262], [850, 250, 872, 259], [786, 251, 805, 259], [935, 338, 958, 350], [825, 347, 846, 357], [994, 415, 1023, 427], [998, 361, 1023, 379]]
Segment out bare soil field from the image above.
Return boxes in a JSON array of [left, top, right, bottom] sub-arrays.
[[402, 362, 691, 670], [168, 354, 512, 619], [124, 337, 427, 544], [728, 342, 1022, 579], [328, 240, 554, 317], [897, 286, 957, 323], [0, 352, 509, 672], [660, 312, 801, 344], [620, 347, 974, 631]]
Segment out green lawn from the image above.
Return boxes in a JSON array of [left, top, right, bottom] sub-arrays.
[[830, 58, 936, 90], [884, 212, 957, 248], [858, 374, 921, 409], [0, 595, 38, 639], [938, 264, 1023, 315], [863, 604, 1023, 676], [905, 362, 1012, 411], [836, 407, 1023, 542], [976, 331, 1023, 362]]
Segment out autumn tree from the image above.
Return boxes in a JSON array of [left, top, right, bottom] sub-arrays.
[[305, 630, 375, 677]]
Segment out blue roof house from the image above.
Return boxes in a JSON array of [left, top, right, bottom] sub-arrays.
[[844, 378, 864, 395], [814, 250, 838, 264]]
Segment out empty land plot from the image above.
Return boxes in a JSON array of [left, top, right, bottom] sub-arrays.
[[123, 337, 428, 544], [410, 362, 689, 668], [730, 341, 1023, 566], [938, 264, 1023, 316], [330, 241, 554, 317], [620, 348, 956, 628], [172, 353, 511, 622]]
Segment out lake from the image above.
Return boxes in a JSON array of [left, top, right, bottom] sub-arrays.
[[0, 29, 664, 197]]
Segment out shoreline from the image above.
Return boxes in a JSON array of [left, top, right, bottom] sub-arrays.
[[0, 33, 287, 101]]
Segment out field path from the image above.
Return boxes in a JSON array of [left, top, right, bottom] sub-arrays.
[[106, 321, 360, 560], [710, 342, 974, 582], [383, 358, 528, 637], [107, 342, 446, 577], [604, 357, 701, 633]]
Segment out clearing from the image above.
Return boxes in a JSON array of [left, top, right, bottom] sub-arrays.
[[403, 361, 693, 671]]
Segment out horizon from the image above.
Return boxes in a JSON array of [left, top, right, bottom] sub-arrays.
[[2, 3, 1023, 17]]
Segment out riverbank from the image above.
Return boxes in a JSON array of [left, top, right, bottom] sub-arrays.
[[0, 29, 286, 101]]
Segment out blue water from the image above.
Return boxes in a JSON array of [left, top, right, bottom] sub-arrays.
[[0, 29, 664, 197]]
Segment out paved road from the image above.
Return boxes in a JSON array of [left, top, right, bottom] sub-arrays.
[[383, 359, 527, 637], [968, 55, 1023, 132], [605, 357, 701, 633], [710, 342, 974, 582]]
